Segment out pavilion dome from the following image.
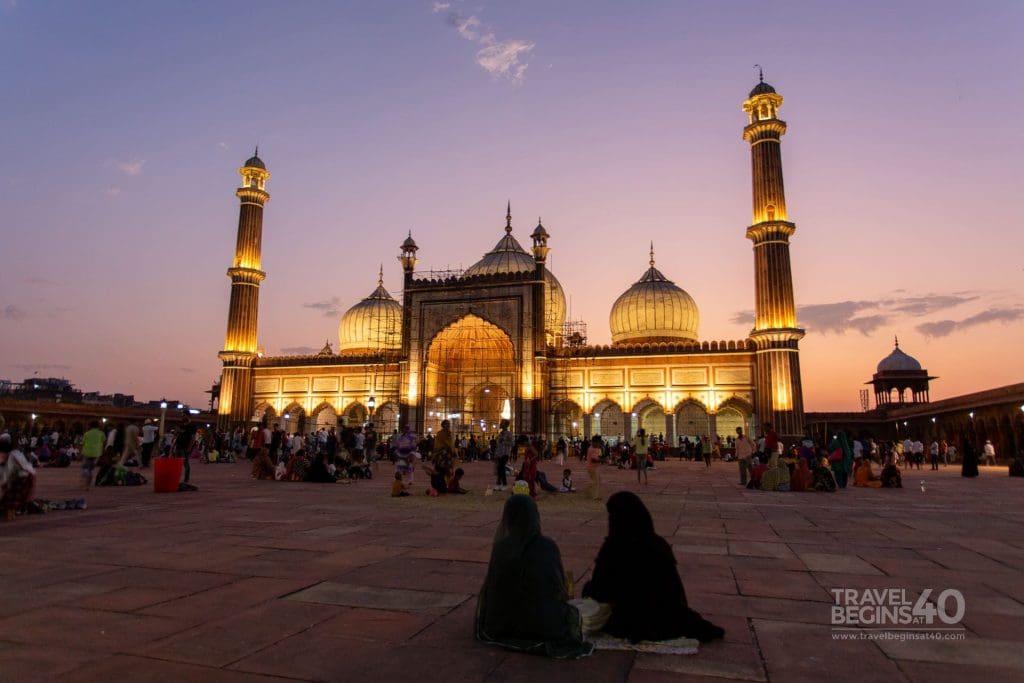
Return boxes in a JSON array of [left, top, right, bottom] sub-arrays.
[[338, 270, 402, 355], [876, 340, 922, 373], [243, 153, 266, 170], [463, 212, 566, 342], [610, 247, 699, 344], [748, 81, 776, 97]]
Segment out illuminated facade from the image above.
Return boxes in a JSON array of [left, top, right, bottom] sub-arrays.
[[217, 80, 806, 439]]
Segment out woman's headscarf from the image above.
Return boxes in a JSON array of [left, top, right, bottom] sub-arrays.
[[827, 431, 854, 475], [606, 491, 655, 539], [490, 494, 542, 560]]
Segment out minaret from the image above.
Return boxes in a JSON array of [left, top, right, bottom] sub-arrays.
[[217, 150, 270, 428], [742, 73, 805, 437]]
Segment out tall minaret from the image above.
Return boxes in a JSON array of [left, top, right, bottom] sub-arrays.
[[742, 73, 805, 437], [217, 150, 270, 428]]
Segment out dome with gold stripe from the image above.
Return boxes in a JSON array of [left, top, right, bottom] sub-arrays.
[[463, 206, 566, 343], [609, 246, 699, 344], [338, 268, 402, 355]]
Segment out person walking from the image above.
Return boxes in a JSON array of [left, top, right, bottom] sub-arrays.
[[586, 435, 604, 500], [982, 440, 997, 466], [632, 428, 649, 485], [735, 426, 756, 486], [80, 420, 105, 490], [493, 419, 514, 491], [929, 439, 940, 471], [701, 435, 712, 470]]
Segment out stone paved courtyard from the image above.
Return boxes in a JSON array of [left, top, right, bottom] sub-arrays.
[[1, 458, 1022, 682]]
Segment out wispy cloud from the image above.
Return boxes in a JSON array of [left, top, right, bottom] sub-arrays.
[[217, 142, 228, 150], [731, 291, 1013, 337], [114, 159, 145, 176], [3, 304, 27, 321], [303, 297, 346, 318], [438, 8, 534, 84], [281, 346, 320, 355], [178, 367, 195, 374], [11, 363, 71, 372], [917, 307, 1024, 338], [103, 187, 121, 197]]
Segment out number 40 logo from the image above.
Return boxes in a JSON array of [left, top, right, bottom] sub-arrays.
[[914, 589, 966, 625]]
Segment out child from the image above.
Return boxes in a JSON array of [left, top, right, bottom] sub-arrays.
[[446, 467, 468, 494], [391, 471, 410, 497], [559, 468, 575, 493]]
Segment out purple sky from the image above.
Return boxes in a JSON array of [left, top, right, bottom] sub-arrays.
[[1, 0, 1022, 410]]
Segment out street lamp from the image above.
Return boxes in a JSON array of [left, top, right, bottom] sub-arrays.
[[283, 413, 290, 434], [367, 395, 376, 424], [158, 400, 168, 450]]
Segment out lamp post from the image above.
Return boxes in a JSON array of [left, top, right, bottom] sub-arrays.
[[367, 396, 376, 425], [158, 400, 168, 447], [283, 413, 290, 435], [30, 413, 37, 435]]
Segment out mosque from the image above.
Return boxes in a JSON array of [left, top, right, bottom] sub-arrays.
[[215, 78, 807, 442]]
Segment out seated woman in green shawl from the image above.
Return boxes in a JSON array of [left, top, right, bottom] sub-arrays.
[[475, 495, 594, 659], [759, 454, 791, 492]]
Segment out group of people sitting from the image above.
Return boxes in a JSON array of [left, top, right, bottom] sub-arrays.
[[475, 491, 724, 657], [251, 447, 353, 483], [747, 431, 903, 492]]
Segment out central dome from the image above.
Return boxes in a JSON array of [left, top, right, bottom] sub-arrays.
[[338, 269, 403, 355], [463, 211, 566, 343], [610, 247, 699, 344]]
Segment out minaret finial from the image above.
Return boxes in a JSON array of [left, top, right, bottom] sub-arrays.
[[505, 200, 512, 233], [378, 264, 384, 286], [754, 64, 763, 82], [894, 335, 899, 348], [254, 144, 259, 157], [649, 241, 655, 267]]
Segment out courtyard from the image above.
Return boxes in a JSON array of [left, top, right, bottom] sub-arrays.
[[1, 458, 1022, 682]]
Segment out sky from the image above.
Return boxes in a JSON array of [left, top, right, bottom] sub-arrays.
[[1, 0, 1022, 411]]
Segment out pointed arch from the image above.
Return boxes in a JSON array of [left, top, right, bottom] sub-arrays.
[[592, 398, 625, 440]]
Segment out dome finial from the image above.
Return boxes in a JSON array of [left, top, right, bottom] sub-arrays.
[[754, 64, 763, 83], [505, 200, 512, 234], [378, 264, 384, 286], [894, 335, 899, 349], [649, 241, 655, 267]]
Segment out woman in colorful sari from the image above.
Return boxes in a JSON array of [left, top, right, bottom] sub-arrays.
[[475, 495, 593, 659], [827, 431, 854, 489], [853, 458, 882, 488], [791, 458, 813, 492], [759, 454, 790, 492], [251, 448, 276, 480], [582, 491, 725, 643]]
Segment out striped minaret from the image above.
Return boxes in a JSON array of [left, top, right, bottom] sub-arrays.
[[742, 74, 805, 438], [217, 150, 270, 428]]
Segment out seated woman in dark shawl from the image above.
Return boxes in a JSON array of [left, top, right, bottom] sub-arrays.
[[582, 491, 724, 643], [811, 456, 838, 492], [881, 458, 903, 488], [475, 495, 593, 659], [304, 451, 336, 483]]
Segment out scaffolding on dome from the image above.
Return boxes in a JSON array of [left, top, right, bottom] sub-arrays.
[[360, 289, 401, 436]]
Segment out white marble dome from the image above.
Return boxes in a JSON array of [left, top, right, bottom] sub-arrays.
[[609, 249, 699, 344], [338, 271, 402, 355]]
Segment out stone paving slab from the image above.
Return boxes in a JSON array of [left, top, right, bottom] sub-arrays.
[[1, 459, 1022, 681]]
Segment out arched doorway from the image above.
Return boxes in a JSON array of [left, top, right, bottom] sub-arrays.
[[311, 403, 338, 434], [281, 403, 305, 435], [424, 315, 516, 436], [342, 402, 368, 428], [593, 399, 624, 442], [252, 402, 277, 426], [373, 401, 400, 438], [551, 400, 583, 441], [632, 399, 666, 440], [675, 401, 709, 440], [716, 399, 752, 444]]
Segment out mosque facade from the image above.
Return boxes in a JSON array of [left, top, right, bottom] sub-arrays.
[[216, 79, 807, 441]]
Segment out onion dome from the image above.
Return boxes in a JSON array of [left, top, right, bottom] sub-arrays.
[[876, 337, 922, 373], [748, 81, 776, 97], [243, 147, 266, 169], [609, 244, 699, 344], [462, 204, 566, 341], [338, 267, 402, 355], [401, 231, 418, 251]]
